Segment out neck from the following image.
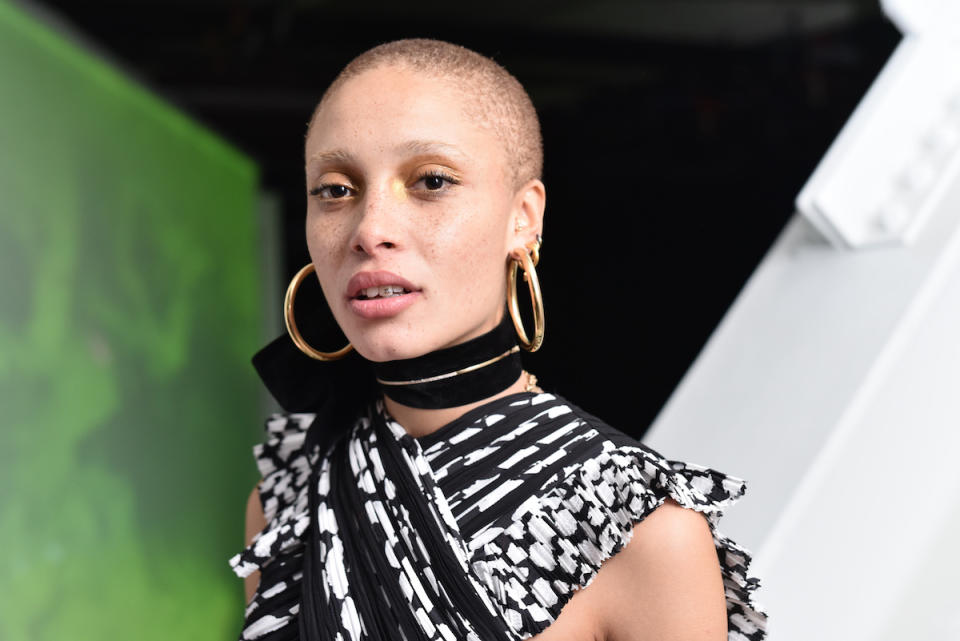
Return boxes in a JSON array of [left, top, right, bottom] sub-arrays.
[[383, 370, 530, 438]]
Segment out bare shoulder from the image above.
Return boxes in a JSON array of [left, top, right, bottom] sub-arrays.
[[581, 498, 728, 641], [529, 581, 604, 641], [244, 481, 267, 604]]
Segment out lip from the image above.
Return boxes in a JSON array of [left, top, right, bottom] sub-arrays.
[[346, 270, 422, 320]]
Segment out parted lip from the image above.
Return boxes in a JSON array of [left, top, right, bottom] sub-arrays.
[[346, 270, 420, 299]]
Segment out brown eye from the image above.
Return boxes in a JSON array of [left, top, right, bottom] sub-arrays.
[[414, 170, 459, 192], [424, 175, 446, 190], [310, 183, 354, 199]]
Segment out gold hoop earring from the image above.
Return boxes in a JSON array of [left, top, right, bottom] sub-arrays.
[[507, 248, 545, 352], [529, 235, 541, 267], [284, 263, 353, 361]]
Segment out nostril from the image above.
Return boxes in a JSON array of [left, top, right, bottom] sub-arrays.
[[351, 236, 397, 255]]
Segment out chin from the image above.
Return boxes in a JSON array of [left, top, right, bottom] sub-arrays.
[[354, 344, 415, 363], [342, 307, 495, 363], [348, 329, 435, 363]]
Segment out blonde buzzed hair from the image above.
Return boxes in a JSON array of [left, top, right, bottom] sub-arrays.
[[306, 38, 543, 189]]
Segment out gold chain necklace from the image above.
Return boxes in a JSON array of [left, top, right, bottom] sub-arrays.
[[523, 370, 542, 393]]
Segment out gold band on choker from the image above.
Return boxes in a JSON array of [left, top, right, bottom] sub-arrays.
[[376, 346, 520, 386]]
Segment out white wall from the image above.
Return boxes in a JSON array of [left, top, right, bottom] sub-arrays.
[[643, 177, 960, 639]]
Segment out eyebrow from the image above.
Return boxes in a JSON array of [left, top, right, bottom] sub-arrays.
[[395, 140, 471, 161], [305, 140, 470, 169], [305, 148, 354, 167]]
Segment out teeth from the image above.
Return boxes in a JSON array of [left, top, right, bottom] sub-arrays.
[[359, 285, 409, 299]]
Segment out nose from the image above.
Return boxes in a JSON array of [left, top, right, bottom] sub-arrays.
[[349, 183, 401, 256]]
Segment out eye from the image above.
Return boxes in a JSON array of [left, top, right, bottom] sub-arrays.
[[423, 175, 446, 190], [414, 170, 460, 192], [309, 183, 355, 199]]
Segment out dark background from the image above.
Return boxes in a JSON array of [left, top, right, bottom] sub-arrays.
[[34, 0, 900, 437]]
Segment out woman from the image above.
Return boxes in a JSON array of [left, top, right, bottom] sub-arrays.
[[230, 39, 767, 641]]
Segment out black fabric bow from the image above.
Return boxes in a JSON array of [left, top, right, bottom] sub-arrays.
[[250, 309, 521, 455], [251, 332, 376, 457]]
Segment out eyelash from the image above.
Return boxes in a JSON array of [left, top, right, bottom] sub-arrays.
[[309, 183, 352, 198], [414, 169, 460, 190]]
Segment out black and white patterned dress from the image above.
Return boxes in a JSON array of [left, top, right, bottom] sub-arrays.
[[230, 391, 767, 640]]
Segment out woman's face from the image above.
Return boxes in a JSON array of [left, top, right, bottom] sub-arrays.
[[304, 64, 543, 362]]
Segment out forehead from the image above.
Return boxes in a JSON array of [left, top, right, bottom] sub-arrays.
[[305, 65, 504, 169]]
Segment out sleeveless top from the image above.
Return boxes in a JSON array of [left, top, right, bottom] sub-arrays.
[[229, 391, 768, 640]]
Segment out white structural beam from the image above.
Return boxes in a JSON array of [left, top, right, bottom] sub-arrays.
[[796, 0, 960, 249], [795, 36, 960, 248], [644, 4, 960, 636], [644, 176, 960, 640], [881, 0, 960, 39]]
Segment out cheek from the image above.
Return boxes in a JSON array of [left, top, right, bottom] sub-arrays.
[[305, 214, 350, 276], [426, 197, 508, 294]]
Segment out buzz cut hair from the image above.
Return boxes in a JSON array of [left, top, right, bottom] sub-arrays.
[[306, 38, 543, 190]]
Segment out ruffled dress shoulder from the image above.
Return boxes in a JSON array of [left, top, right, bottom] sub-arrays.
[[229, 412, 319, 638], [414, 392, 767, 640], [230, 392, 767, 641]]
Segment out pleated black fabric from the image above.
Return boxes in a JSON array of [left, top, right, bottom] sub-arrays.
[[230, 392, 768, 641]]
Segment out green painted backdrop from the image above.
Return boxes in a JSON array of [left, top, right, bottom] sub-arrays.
[[0, 2, 264, 638]]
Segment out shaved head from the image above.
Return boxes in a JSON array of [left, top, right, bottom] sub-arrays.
[[306, 38, 543, 190]]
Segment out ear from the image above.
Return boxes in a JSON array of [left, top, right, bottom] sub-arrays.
[[508, 178, 546, 261]]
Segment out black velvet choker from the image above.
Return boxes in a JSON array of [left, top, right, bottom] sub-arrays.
[[251, 310, 524, 453], [371, 312, 522, 409]]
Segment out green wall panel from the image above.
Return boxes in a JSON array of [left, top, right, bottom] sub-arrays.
[[0, 2, 263, 638]]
